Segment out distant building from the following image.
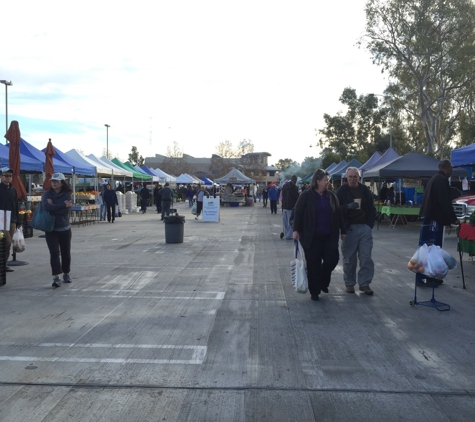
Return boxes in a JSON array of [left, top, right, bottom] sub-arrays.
[[144, 152, 279, 184]]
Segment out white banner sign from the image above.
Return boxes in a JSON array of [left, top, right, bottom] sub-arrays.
[[0, 210, 12, 231], [202, 198, 220, 222]]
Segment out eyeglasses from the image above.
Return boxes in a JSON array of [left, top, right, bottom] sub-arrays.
[[2, 174, 13, 178]]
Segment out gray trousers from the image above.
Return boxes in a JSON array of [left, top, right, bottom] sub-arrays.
[[282, 209, 293, 239], [341, 224, 374, 287]]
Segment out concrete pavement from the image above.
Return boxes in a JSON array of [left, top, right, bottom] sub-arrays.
[[0, 201, 474, 421]]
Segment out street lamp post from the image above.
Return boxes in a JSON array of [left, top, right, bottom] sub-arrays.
[[0, 80, 13, 137], [105, 124, 110, 158], [370, 93, 393, 149]]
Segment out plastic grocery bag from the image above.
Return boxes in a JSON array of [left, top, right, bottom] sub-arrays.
[[12, 226, 26, 253], [407, 243, 453, 280], [425, 245, 449, 280], [290, 240, 308, 294], [407, 243, 430, 274], [191, 202, 197, 215]]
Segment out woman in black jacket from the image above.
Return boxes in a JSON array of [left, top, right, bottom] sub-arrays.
[[292, 169, 346, 301], [42, 173, 73, 288]]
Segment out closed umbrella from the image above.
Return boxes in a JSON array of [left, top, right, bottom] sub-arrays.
[[4, 121, 27, 199], [43, 138, 55, 191]]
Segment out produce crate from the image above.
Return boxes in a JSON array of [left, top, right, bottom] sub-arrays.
[[0, 237, 6, 286]]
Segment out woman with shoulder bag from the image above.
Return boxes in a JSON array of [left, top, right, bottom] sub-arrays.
[[292, 169, 346, 301], [42, 173, 73, 288]]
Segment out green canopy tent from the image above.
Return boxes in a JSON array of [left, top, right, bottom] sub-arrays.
[[111, 158, 151, 180]]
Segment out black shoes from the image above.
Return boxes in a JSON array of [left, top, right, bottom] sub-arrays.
[[5, 266, 13, 272], [63, 273, 72, 283], [311, 294, 319, 301], [52, 277, 61, 288], [321, 287, 329, 293]]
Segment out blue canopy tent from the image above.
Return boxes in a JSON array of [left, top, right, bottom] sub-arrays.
[[200, 177, 214, 185], [17, 138, 72, 174], [359, 152, 381, 177], [328, 160, 348, 178], [361, 147, 400, 178], [325, 162, 338, 173], [0, 143, 43, 173], [43, 146, 96, 176], [451, 144, 475, 167]]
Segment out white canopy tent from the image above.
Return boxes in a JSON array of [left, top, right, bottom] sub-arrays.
[[215, 168, 253, 184], [151, 168, 176, 183], [66, 149, 111, 176], [175, 173, 202, 184]]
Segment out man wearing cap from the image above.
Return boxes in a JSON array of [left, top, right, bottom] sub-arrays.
[[0, 168, 19, 272], [159, 182, 174, 220]]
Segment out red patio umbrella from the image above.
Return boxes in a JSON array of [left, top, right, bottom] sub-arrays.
[[43, 138, 55, 191], [4, 121, 27, 199]]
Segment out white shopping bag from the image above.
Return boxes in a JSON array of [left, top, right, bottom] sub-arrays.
[[290, 240, 308, 293]]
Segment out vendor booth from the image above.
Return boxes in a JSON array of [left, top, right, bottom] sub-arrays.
[[215, 168, 254, 206]]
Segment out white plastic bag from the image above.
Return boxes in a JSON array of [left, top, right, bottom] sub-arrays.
[[191, 202, 197, 215], [12, 226, 26, 253], [290, 240, 308, 293], [425, 245, 449, 280], [407, 243, 429, 274], [407, 243, 453, 280]]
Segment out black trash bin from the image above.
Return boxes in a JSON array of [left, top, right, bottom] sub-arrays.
[[164, 215, 185, 243]]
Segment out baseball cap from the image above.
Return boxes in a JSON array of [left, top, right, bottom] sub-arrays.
[[51, 173, 66, 181], [0, 167, 14, 175], [165, 182, 169, 186]]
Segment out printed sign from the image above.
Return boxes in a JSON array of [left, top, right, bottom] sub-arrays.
[[0, 210, 12, 230], [228, 177, 237, 183], [202, 198, 220, 222]]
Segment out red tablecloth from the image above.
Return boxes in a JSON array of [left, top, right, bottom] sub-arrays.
[[458, 223, 475, 241]]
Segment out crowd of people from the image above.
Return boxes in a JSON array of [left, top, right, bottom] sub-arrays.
[[1, 160, 459, 294]]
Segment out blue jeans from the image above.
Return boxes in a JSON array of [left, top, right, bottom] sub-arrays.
[[282, 209, 293, 239], [100, 204, 107, 220]]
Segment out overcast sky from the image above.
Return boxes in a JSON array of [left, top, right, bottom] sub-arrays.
[[1, 0, 388, 166]]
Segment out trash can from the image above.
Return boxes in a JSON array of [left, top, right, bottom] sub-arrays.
[[164, 215, 185, 243]]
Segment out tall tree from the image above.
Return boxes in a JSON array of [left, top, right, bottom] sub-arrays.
[[361, 0, 475, 156], [300, 157, 322, 176], [321, 151, 341, 170], [275, 158, 296, 172], [161, 141, 191, 176], [128, 146, 144, 166], [318, 88, 387, 162]]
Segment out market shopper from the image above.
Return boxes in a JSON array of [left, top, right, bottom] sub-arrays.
[[0, 167, 19, 272], [195, 185, 209, 220], [98, 183, 107, 221], [262, 186, 268, 207], [281, 175, 299, 239], [418, 160, 459, 286], [153, 183, 161, 213], [103, 183, 118, 223], [268, 185, 279, 214], [186, 185, 194, 207], [41, 173, 73, 287], [160, 182, 174, 220], [139, 183, 150, 214], [292, 169, 346, 301], [336, 167, 377, 295]]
